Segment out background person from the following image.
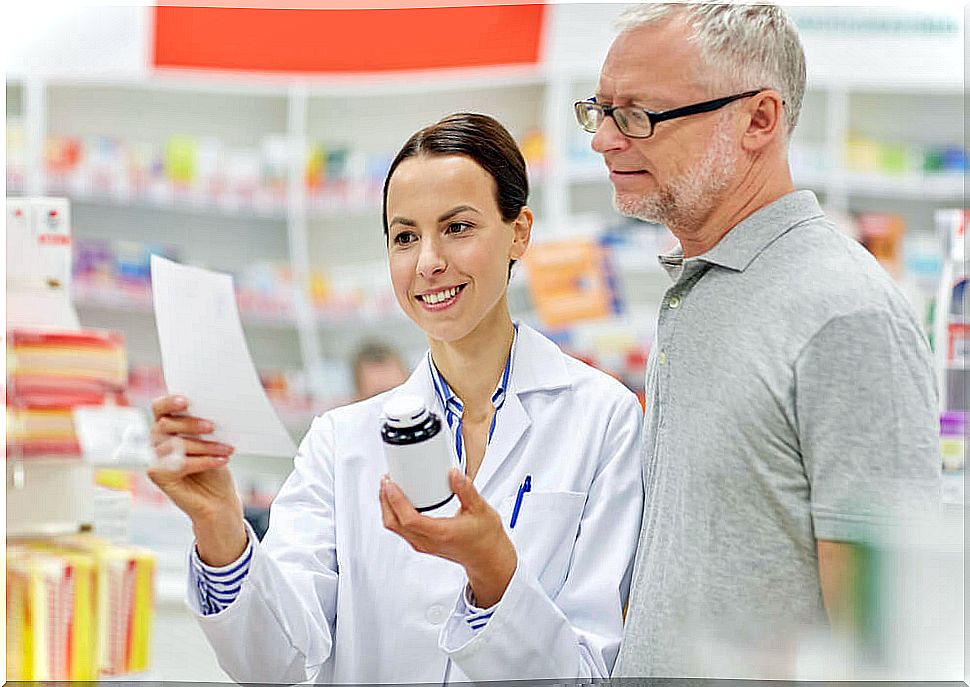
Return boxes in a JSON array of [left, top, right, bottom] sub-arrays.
[[350, 339, 410, 401], [573, 3, 942, 678], [149, 113, 643, 684]]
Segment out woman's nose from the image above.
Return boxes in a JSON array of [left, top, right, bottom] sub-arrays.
[[416, 239, 446, 278]]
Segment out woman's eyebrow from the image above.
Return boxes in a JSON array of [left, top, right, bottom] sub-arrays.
[[388, 216, 417, 228], [437, 205, 480, 223]]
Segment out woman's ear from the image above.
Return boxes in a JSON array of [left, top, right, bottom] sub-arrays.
[[510, 206, 533, 260]]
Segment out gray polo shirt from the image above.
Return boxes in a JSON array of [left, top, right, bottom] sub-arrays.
[[615, 191, 941, 678]]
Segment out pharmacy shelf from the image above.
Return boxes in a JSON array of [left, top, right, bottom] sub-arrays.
[[72, 283, 299, 330], [44, 181, 389, 222], [51, 179, 560, 223], [12, 66, 965, 403], [70, 281, 414, 331], [58, 186, 290, 221], [33, 166, 967, 232], [824, 172, 965, 201], [71, 302, 294, 331]]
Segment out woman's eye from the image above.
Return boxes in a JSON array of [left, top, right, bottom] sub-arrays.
[[446, 222, 472, 234], [392, 231, 417, 246]]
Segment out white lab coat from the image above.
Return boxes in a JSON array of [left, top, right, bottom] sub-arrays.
[[187, 323, 643, 684]]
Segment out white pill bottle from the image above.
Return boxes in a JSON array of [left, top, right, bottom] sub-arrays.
[[381, 394, 456, 512]]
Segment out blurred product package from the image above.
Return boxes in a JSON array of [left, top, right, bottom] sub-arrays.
[[939, 411, 965, 472], [6, 544, 98, 680], [855, 212, 905, 278], [845, 135, 968, 175], [6, 537, 155, 680], [523, 238, 621, 329], [35, 130, 539, 216], [7, 329, 128, 458]]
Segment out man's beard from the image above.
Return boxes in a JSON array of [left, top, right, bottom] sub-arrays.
[[613, 125, 738, 231]]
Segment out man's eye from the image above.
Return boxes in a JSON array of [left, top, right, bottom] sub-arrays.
[[625, 108, 650, 124], [393, 231, 417, 246]]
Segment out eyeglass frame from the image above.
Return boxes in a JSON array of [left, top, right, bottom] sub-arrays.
[[574, 89, 766, 139]]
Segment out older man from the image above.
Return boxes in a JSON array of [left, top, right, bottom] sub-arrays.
[[575, 3, 941, 678]]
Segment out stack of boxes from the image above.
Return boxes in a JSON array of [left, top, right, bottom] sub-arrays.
[[6, 537, 155, 680], [6, 329, 129, 458], [7, 196, 155, 679]]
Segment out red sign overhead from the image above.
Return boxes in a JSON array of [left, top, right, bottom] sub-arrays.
[[152, 4, 546, 74]]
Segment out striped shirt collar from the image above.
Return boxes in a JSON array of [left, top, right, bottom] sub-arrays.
[[427, 323, 519, 469]]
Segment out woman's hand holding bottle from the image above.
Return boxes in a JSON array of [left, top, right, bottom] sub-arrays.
[[380, 468, 517, 608]]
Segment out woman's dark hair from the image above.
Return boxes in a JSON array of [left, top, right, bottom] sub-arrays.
[[382, 113, 529, 250]]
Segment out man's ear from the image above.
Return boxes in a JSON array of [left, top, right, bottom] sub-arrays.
[[741, 90, 785, 153], [510, 206, 534, 260]]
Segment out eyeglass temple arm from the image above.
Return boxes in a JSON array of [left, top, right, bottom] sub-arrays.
[[649, 90, 764, 124]]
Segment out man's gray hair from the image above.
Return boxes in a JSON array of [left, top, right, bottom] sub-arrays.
[[616, 2, 806, 136]]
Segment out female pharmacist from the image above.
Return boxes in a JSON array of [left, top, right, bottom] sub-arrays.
[[148, 113, 643, 684]]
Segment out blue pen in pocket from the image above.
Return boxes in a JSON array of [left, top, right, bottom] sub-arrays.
[[509, 474, 532, 529]]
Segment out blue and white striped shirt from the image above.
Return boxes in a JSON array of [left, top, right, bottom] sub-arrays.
[[427, 323, 518, 631], [194, 324, 519, 630], [191, 537, 254, 615], [427, 323, 517, 472]]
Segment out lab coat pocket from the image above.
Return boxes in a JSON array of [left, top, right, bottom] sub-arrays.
[[500, 490, 586, 598]]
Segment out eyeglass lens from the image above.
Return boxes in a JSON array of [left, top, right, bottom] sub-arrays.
[[578, 104, 652, 137]]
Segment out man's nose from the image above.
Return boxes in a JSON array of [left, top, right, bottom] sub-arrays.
[[591, 113, 629, 155]]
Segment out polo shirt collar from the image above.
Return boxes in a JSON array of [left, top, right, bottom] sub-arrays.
[[657, 190, 825, 276]]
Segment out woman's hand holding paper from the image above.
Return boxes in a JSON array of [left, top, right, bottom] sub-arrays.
[[148, 394, 248, 567]]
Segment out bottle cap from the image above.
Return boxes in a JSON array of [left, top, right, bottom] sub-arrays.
[[383, 394, 430, 429]]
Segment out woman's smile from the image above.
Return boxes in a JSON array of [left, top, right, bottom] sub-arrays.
[[416, 283, 468, 311]]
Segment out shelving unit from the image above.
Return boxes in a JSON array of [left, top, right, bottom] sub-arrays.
[[934, 210, 968, 402], [5, 230, 160, 678], [7, 68, 965, 442], [6, 3, 964, 448]]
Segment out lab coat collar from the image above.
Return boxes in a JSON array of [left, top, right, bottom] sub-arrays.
[[392, 322, 572, 493], [395, 322, 571, 400], [506, 322, 571, 395], [474, 322, 571, 491]]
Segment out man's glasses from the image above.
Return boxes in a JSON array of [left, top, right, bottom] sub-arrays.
[[574, 89, 764, 139]]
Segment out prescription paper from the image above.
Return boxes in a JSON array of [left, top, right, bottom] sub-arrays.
[[150, 255, 297, 457]]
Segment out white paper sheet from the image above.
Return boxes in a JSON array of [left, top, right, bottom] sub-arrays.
[[150, 255, 297, 457]]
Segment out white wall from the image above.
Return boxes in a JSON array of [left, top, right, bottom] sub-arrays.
[[5, 4, 150, 78], [542, 3, 628, 73], [4, 3, 964, 86], [789, 5, 963, 86]]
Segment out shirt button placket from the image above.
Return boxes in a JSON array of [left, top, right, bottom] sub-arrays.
[[658, 292, 681, 367]]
